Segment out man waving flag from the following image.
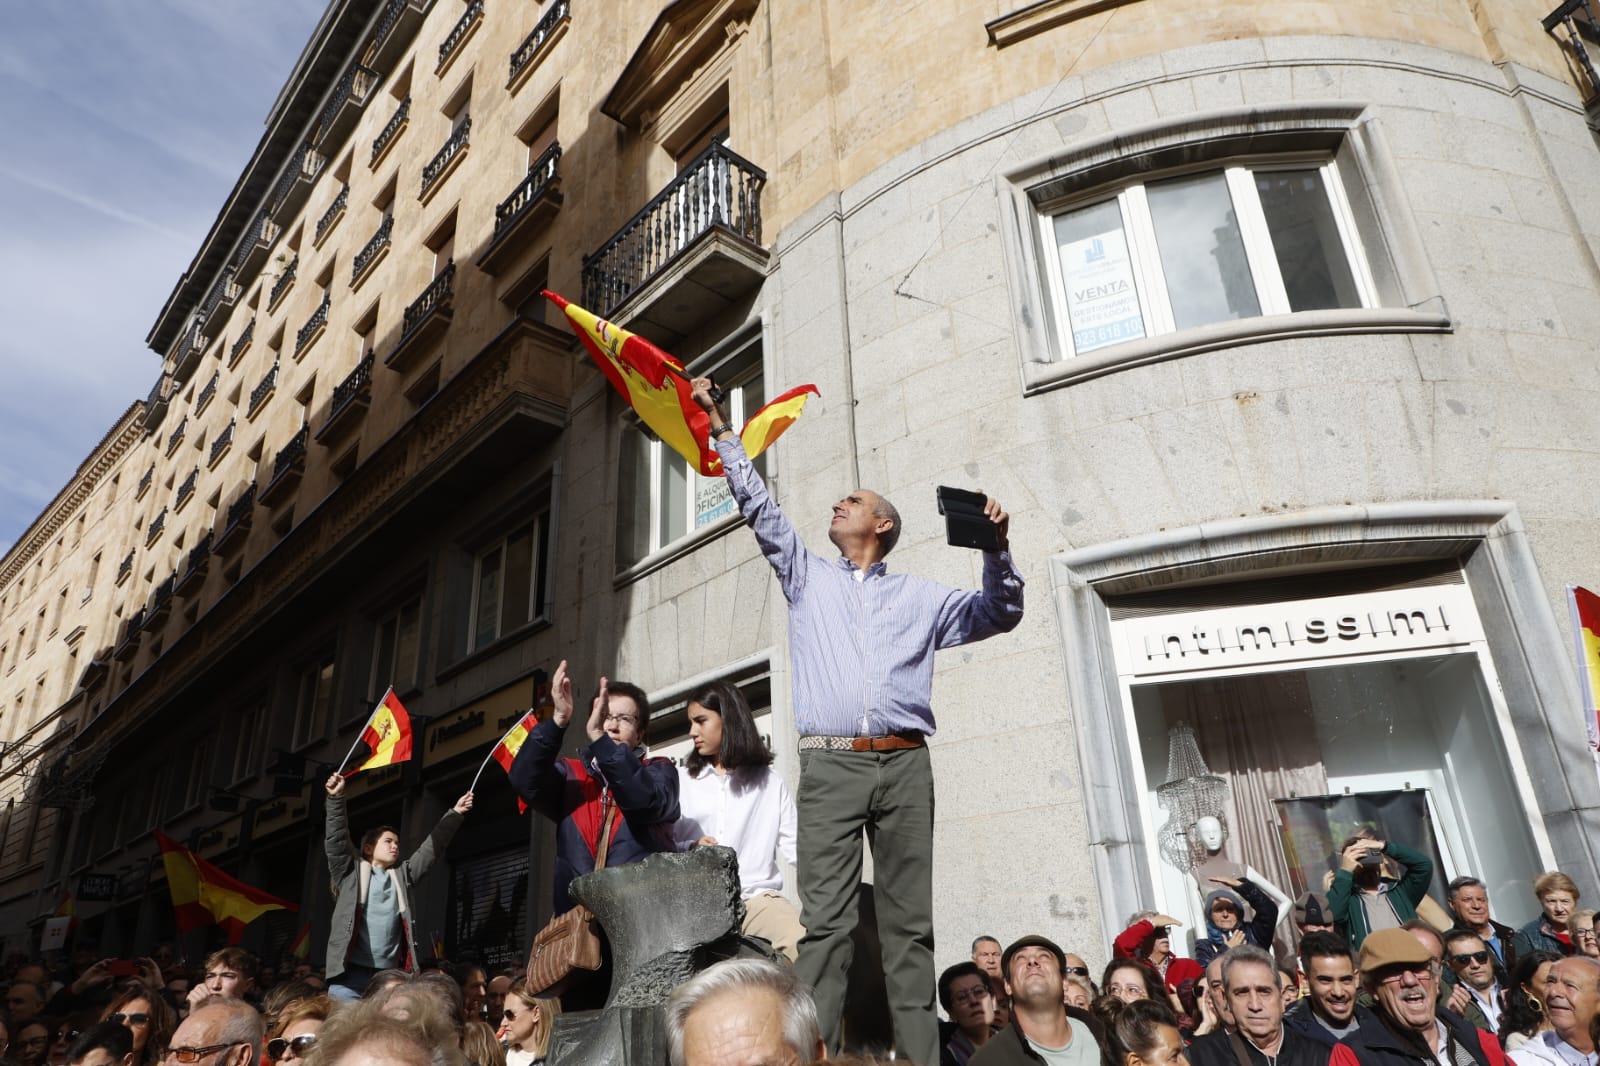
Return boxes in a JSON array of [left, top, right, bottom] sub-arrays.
[[544, 291, 818, 477]]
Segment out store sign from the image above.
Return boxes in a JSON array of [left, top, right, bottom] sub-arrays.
[[1059, 226, 1144, 354], [423, 675, 540, 768], [76, 873, 117, 901], [1115, 584, 1481, 677], [696, 476, 736, 529]]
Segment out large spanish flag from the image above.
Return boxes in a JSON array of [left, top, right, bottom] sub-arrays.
[[544, 291, 818, 477], [155, 832, 296, 943], [1566, 586, 1600, 773], [346, 688, 413, 776]]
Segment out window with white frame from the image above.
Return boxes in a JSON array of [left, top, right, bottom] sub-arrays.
[[617, 344, 764, 570], [372, 598, 422, 693], [469, 516, 550, 653], [291, 653, 335, 750], [1040, 159, 1376, 359]]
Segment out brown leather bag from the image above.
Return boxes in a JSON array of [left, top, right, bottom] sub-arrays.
[[525, 799, 617, 997]]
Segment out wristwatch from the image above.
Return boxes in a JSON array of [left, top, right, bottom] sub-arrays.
[[710, 423, 734, 437]]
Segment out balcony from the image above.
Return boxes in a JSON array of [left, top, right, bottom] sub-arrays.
[[209, 420, 235, 468], [215, 483, 255, 555], [437, 0, 483, 75], [295, 293, 331, 358], [352, 215, 393, 289], [580, 141, 769, 338], [477, 141, 563, 275], [269, 143, 326, 224], [317, 352, 375, 444], [372, 96, 410, 169], [508, 0, 570, 91], [176, 533, 212, 595], [175, 467, 198, 511], [146, 508, 167, 547], [112, 609, 145, 661], [136, 464, 154, 501], [315, 64, 379, 150], [387, 262, 455, 372], [315, 184, 349, 248], [165, 417, 188, 457], [146, 575, 175, 627], [369, 0, 436, 75], [249, 362, 278, 418], [144, 376, 171, 432], [172, 322, 206, 386], [234, 209, 282, 284], [200, 267, 242, 335], [230, 320, 255, 367], [259, 424, 310, 507], [1547, 0, 1600, 105], [268, 256, 298, 311], [115, 551, 134, 587], [196, 371, 219, 415], [420, 117, 470, 204]]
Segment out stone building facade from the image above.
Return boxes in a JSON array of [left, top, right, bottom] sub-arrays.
[[1, 0, 1599, 981]]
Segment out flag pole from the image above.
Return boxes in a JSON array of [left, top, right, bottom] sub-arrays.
[[469, 714, 525, 793], [337, 688, 390, 777]]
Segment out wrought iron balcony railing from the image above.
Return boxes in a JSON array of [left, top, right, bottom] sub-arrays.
[[372, 97, 410, 165], [210, 420, 235, 464], [175, 467, 198, 508], [270, 256, 298, 307], [137, 464, 154, 499], [1546, 0, 1600, 101], [438, 0, 483, 70], [316, 64, 379, 141], [196, 371, 219, 414], [353, 215, 393, 283], [270, 143, 325, 213], [296, 293, 331, 355], [225, 484, 256, 531], [421, 117, 471, 199], [581, 141, 767, 315], [116, 551, 134, 585], [403, 261, 455, 338], [166, 418, 187, 455], [249, 362, 279, 415], [509, 0, 568, 85], [329, 353, 375, 422], [494, 142, 562, 238], [200, 268, 240, 321], [230, 320, 255, 364], [146, 508, 167, 546], [270, 424, 310, 485], [316, 184, 349, 245]]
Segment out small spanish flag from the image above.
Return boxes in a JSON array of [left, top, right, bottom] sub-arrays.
[[1566, 586, 1600, 772], [53, 888, 78, 935], [156, 832, 296, 944], [289, 921, 312, 960], [346, 688, 413, 776], [544, 291, 818, 477], [487, 709, 541, 813]]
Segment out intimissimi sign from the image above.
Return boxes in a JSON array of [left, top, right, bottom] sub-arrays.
[[1112, 583, 1483, 678]]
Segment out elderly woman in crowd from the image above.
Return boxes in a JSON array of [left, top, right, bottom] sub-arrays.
[[264, 995, 329, 1066], [1514, 872, 1582, 958]]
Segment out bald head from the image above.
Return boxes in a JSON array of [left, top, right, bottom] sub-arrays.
[[171, 1000, 262, 1066]]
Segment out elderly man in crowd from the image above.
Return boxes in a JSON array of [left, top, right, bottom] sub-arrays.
[[1188, 946, 1333, 1066], [1507, 957, 1600, 1066], [165, 1000, 263, 1066], [1331, 928, 1508, 1066], [1449, 878, 1519, 981], [666, 959, 824, 1066]]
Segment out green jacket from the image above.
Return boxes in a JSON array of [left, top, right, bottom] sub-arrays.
[[1326, 839, 1434, 951]]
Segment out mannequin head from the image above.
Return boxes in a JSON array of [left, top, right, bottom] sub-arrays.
[[1194, 816, 1226, 852]]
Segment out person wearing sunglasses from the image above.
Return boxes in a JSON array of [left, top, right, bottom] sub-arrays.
[[263, 996, 328, 1066], [48, 1020, 89, 1066], [1445, 929, 1506, 1033], [495, 981, 561, 1066], [101, 981, 177, 1066], [65, 1023, 134, 1066], [161, 1001, 261, 1066]]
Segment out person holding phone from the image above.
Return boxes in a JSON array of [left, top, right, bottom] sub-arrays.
[[1325, 831, 1434, 952], [690, 378, 1024, 1066]]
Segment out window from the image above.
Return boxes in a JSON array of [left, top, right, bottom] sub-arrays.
[[1042, 161, 1372, 359], [85, 552, 100, 602], [51, 588, 66, 635], [617, 342, 762, 570], [183, 733, 215, 811], [291, 653, 336, 750], [468, 517, 550, 652], [371, 599, 422, 694], [225, 704, 263, 784]]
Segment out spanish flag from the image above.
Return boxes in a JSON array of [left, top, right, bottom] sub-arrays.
[[346, 688, 414, 776], [1566, 586, 1600, 769], [155, 832, 296, 943], [53, 888, 77, 935], [485, 709, 541, 813], [544, 291, 818, 477], [289, 921, 312, 961]]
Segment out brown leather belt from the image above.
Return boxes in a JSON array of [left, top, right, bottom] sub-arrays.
[[798, 732, 926, 752]]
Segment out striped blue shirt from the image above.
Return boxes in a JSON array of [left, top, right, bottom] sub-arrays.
[[716, 437, 1024, 737]]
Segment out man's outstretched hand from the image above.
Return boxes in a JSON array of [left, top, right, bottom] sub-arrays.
[[690, 377, 728, 429], [978, 491, 1010, 552]]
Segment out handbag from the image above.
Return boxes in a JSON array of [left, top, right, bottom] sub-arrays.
[[525, 798, 618, 997]]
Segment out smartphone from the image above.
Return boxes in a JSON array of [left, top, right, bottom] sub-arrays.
[[107, 959, 141, 978], [935, 485, 1000, 551]]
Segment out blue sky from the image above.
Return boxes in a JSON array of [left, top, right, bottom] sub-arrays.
[[0, 0, 327, 554]]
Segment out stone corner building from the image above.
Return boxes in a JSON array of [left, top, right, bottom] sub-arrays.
[[0, 0, 1597, 972]]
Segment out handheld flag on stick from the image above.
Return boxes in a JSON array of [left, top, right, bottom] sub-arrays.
[[289, 921, 312, 961], [1565, 586, 1600, 783], [155, 831, 296, 944], [544, 291, 819, 477], [339, 688, 414, 777], [471, 708, 542, 812]]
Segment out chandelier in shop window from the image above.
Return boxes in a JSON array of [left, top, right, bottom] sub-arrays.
[[1155, 722, 1230, 872]]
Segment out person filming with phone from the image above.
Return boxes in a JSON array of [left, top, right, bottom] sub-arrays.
[[690, 376, 1024, 1066], [1326, 830, 1435, 952]]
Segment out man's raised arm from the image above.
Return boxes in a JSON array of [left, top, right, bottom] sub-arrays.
[[691, 377, 809, 604]]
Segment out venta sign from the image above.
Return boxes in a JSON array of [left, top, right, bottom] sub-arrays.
[[1114, 584, 1481, 678]]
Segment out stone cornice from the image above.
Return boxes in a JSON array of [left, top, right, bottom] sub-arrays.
[[0, 404, 144, 590], [601, 0, 758, 129]]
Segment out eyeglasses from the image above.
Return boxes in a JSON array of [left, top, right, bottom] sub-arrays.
[[53, 1031, 81, 1044], [604, 714, 639, 727], [267, 1035, 317, 1059], [1062, 967, 1090, 977], [1576, 928, 1598, 938], [165, 1042, 241, 1063], [1450, 951, 1491, 966], [1376, 962, 1434, 982], [110, 1014, 151, 1026]]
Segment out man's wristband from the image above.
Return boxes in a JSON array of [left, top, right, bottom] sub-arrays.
[[710, 423, 734, 438]]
